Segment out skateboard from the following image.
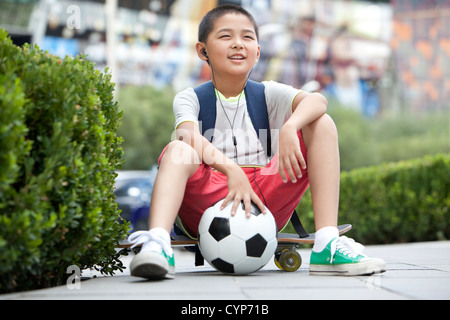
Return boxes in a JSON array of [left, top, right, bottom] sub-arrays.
[[119, 224, 352, 272]]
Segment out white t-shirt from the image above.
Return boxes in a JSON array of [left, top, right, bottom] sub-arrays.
[[173, 81, 302, 167]]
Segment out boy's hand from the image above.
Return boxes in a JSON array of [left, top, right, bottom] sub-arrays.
[[220, 165, 267, 218], [278, 123, 306, 183]]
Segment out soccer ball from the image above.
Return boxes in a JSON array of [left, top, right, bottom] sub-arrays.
[[198, 199, 278, 275]]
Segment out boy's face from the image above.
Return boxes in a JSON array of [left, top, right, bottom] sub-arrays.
[[199, 13, 260, 79]]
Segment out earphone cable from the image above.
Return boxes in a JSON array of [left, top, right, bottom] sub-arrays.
[[209, 60, 253, 165]]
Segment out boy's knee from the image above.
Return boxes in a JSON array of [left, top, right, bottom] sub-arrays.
[[315, 114, 338, 137], [163, 140, 200, 166], [166, 139, 188, 151]]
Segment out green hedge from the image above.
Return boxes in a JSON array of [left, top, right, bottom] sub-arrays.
[[0, 29, 128, 293], [292, 154, 450, 244]]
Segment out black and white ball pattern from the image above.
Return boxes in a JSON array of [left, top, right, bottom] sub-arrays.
[[198, 199, 278, 275]]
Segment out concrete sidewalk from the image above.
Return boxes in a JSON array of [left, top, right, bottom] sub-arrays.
[[2, 241, 450, 300]]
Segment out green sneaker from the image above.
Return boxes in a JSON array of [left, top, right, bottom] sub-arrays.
[[128, 231, 175, 280], [310, 236, 386, 276]]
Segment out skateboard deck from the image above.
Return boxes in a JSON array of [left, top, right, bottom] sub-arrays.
[[118, 224, 352, 248], [119, 224, 352, 272]]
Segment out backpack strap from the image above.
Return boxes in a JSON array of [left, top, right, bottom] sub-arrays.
[[194, 80, 272, 157], [194, 81, 216, 142], [290, 210, 310, 238], [244, 80, 271, 157]]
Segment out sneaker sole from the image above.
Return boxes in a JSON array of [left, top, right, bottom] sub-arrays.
[[309, 258, 386, 276], [130, 251, 175, 280]]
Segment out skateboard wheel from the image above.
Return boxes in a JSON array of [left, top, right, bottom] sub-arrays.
[[274, 254, 283, 270], [274, 249, 301, 272]]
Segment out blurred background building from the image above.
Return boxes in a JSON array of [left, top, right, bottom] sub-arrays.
[[390, 0, 449, 114], [2, 0, 448, 117]]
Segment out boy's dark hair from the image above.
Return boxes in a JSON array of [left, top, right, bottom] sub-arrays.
[[198, 4, 259, 43]]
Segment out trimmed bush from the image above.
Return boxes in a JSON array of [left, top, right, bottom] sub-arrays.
[[0, 29, 128, 293], [291, 154, 450, 244]]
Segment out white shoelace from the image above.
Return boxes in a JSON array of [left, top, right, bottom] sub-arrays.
[[128, 230, 173, 256], [329, 236, 366, 263]]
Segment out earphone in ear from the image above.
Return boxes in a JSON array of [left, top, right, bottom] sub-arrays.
[[202, 49, 208, 59]]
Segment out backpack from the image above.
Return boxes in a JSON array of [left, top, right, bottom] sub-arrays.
[[193, 80, 272, 158]]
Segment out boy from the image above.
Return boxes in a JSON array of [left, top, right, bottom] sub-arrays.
[[128, 4, 385, 279]]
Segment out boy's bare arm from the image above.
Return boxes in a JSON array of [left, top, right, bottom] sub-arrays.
[[176, 122, 266, 217], [290, 92, 328, 129], [278, 92, 328, 183], [175, 121, 235, 170]]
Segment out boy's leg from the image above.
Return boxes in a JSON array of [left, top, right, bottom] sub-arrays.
[[149, 140, 201, 233], [301, 114, 339, 231], [128, 140, 201, 279], [302, 114, 385, 275]]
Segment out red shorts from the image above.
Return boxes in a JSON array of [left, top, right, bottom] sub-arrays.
[[158, 131, 309, 237]]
